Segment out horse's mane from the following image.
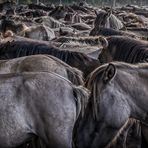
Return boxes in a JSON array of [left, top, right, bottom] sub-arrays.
[[55, 36, 102, 46], [73, 85, 89, 119], [90, 26, 138, 39], [46, 55, 84, 85], [128, 27, 148, 32], [85, 61, 148, 119], [85, 64, 107, 119], [85, 62, 146, 148], [0, 40, 94, 63], [99, 27, 124, 35], [91, 61, 148, 74], [107, 36, 148, 63], [90, 27, 125, 36], [112, 61, 148, 69]]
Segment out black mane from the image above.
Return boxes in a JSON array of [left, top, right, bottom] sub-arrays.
[[108, 36, 148, 63], [0, 40, 90, 61], [0, 40, 100, 77], [90, 27, 122, 36]]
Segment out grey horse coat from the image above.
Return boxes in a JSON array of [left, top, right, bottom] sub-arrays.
[[0, 72, 88, 148]]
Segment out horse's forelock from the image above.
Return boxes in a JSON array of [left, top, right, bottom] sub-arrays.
[[86, 65, 107, 120], [66, 67, 84, 86]]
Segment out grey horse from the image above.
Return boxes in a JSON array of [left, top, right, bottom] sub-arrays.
[[0, 54, 83, 85], [74, 62, 148, 148], [0, 72, 88, 148]]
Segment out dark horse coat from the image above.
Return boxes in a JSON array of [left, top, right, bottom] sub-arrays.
[[0, 40, 101, 78], [98, 36, 148, 64], [98, 36, 148, 148]]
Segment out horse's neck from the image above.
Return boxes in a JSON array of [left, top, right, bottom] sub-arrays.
[[74, 104, 97, 148], [48, 48, 68, 63], [126, 70, 148, 123]]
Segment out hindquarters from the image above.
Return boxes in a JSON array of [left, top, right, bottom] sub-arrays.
[[45, 55, 84, 85], [0, 72, 88, 148], [30, 73, 88, 148], [0, 55, 84, 86]]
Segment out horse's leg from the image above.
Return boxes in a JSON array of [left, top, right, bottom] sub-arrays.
[[37, 116, 74, 148]]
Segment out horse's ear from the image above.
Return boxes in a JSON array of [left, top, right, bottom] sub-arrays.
[[103, 63, 116, 83]]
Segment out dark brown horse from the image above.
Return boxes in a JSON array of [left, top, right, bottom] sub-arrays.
[[0, 40, 101, 78], [98, 36, 148, 64], [90, 27, 137, 38]]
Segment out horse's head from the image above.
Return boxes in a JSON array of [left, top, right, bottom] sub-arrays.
[[79, 63, 131, 148], [94, 10, 111, 28]]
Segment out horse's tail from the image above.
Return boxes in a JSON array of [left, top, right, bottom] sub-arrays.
[[72, 86, 89, 148], [67, 67, 84, 86], [73, 86, 89, 118], [45, 54, 84, 86]]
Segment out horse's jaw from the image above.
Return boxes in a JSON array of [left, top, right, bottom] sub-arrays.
[[74, 116, 126, 148], [73, 110, 116, 148], [73, 110, 97, 148]]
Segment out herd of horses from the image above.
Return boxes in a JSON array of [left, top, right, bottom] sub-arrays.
[[0, 0, 148, 148]]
